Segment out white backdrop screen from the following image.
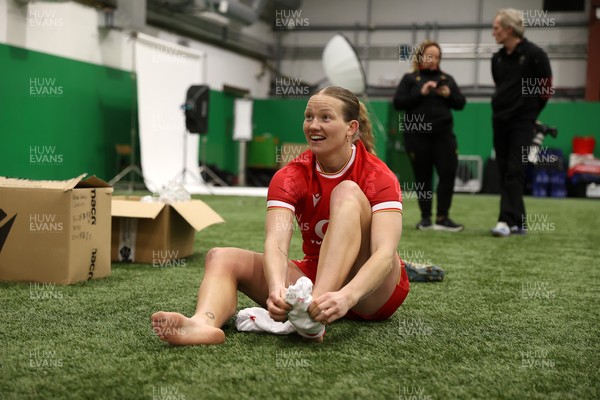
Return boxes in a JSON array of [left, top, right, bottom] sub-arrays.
[[134, 33, 205, 192]]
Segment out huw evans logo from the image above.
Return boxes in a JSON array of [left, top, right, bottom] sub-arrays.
[[29, 77, 64, 98], [0, 209, 18, 253], [29, 146, 64, 165], [274, 9, 309, 30], [29, 214, 63, 233]]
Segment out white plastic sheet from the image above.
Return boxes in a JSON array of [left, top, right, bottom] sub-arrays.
[[134, 33, 205, 192]]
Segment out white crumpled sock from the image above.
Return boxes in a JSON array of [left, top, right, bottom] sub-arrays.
[[285, 276, 325, 339], [235, 307, 296, 335]]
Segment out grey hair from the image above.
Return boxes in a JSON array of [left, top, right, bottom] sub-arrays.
[[496, 8, 525, 38]]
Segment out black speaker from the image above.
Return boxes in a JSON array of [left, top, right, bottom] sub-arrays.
[[184, 85, 209, 134]]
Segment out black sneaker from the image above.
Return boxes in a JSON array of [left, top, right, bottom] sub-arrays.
[[434, 217, 464, 232], [416, 218, 433, 230]]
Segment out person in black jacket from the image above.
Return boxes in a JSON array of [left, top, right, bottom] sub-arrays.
[[393, 40, 466, 231], [490, 8, 552, 237]]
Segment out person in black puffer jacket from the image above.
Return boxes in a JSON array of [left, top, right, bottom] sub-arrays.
[[393, 40, 466, 232]]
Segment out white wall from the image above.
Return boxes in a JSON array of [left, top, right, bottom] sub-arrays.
[[0, 0, 7, 43], [1, 0, 272, 97], [278, 0, 589, 90], [154, 30, 270, 97]]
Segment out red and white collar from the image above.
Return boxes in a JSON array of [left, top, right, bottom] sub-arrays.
[[316, 144, 356, 179]]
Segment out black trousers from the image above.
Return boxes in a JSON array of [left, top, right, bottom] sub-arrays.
[[404, 131, 458, 220], [492, 117, 535, 226]]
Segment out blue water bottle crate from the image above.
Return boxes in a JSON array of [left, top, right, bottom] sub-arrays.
[[532, 182, 548, 197]]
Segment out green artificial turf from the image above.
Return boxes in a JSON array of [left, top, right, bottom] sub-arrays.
[[0, 194, 599, 400]]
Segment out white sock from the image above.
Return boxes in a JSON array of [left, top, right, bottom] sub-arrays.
[[235, 307, 296, 335], [285, 277, 325, 339]]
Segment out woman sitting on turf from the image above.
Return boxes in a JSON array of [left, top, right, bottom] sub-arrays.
[[151, 86, 410, 345]]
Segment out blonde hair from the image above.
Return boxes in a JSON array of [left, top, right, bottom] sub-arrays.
[[411, 40, 442, 72], [496, 8, 525, 38], [315, 86, 376, 155]]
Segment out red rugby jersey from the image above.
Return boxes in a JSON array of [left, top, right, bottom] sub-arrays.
[[267, 141, 402, 259]]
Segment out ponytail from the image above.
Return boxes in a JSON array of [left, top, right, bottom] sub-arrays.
[[356, 101, 376, 155]]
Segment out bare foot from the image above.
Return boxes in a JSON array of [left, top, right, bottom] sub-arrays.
[[151, 311, 225, 345]]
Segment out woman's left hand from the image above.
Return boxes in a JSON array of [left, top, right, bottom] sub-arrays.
[[307, 291, 354, 325]]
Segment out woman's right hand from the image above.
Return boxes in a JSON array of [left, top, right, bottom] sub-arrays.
[[267, 287, 292, 322], [420, 80, 437, 96]]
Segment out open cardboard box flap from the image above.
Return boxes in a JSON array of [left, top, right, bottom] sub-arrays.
[[112, 199, 165, 219], [0, 173, 111, 192], [112, 197, 224, 231], [76, 175, 112, 189], [170, 200, 224, 231]]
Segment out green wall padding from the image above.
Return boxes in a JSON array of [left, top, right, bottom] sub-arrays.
[[452, 103, 494, 158], [0, 43, 135, 182], [252, 98, 306, 144], [203, 90, 238, 175]]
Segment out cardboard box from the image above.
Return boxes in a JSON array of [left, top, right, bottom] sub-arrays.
[[111, 197, 224, 264], [0, 174, 113, 284]]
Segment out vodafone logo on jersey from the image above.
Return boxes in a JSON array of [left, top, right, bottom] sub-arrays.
[[311, 219, 329, 245]]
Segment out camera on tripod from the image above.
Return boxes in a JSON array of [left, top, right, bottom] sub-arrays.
[[534, 122, 558, 139], [527, 121, 558, 164]]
